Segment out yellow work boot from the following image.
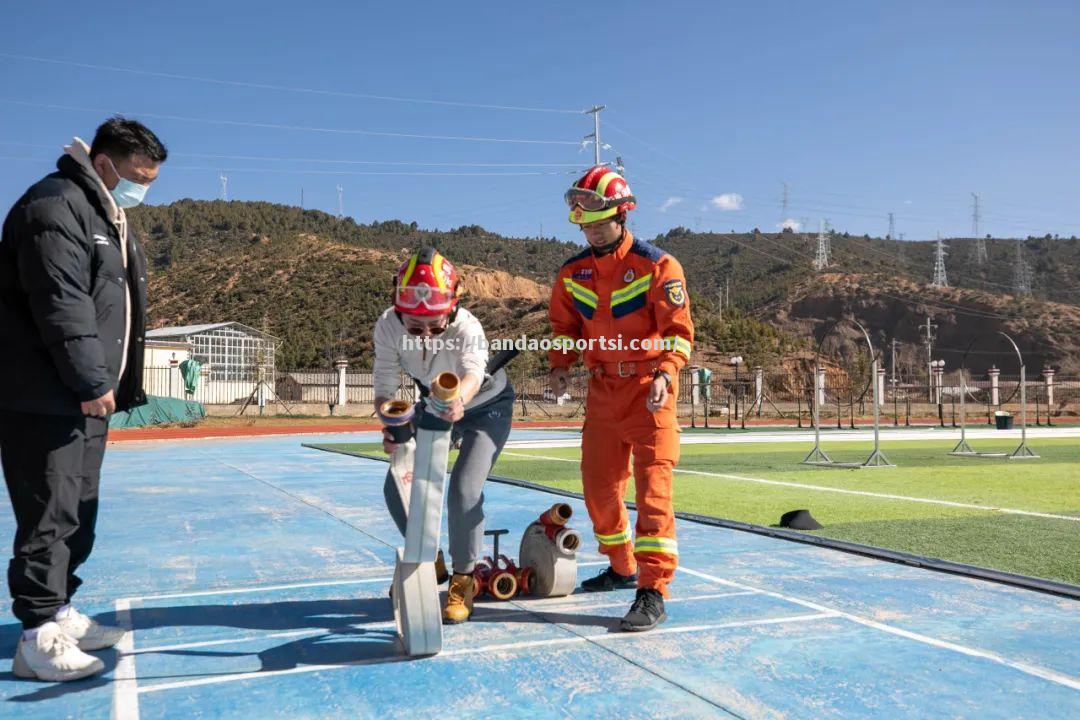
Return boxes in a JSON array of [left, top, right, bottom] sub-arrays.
[[442, 573, 477, 625]]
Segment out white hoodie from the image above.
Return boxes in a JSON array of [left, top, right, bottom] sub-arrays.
[[63, 137, 132, 382], [372, 306, 507, 409]]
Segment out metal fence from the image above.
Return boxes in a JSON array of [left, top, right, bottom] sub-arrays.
[[143, 363, 1078, 424], [142, 366, 418, 408]]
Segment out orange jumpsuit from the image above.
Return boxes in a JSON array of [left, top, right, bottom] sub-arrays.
[[548, 231, 693, 596]]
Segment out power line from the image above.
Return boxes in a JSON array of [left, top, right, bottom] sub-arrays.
[[178, 153, 584, 167], [1, 99, 582, 145], [0, 52, 584, 114], [0, 154, 574, 176], [0, 141, 585, 168]]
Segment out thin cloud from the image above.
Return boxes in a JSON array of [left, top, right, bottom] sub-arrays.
[[711, 193, 744, 211], [660, 196, 684, 213]]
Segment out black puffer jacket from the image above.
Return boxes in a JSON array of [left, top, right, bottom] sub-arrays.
[[0, 152, 147, 416]]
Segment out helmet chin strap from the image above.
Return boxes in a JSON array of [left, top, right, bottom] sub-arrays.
[[590, 227, 625, 257]]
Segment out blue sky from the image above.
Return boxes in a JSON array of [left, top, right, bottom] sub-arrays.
[[2, 1, 1077, 243]]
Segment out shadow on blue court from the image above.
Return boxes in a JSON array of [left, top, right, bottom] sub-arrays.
[[0, 431, 1077, 719]]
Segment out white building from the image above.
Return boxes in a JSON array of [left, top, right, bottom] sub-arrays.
[[145, 322, 279, 404]]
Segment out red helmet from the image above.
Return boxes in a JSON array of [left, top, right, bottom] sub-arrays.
[[565, 165, 636, 225], [393, 247, 460, 316]]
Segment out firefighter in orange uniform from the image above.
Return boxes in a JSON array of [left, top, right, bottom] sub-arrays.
[[548, 165, 693, 631]]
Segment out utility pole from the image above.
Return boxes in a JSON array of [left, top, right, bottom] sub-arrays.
[[726, 278, 730, 310], [300, 188, 304, 208], [972, 193, 987, 264], [890, 338, 899, 385], [888, 212, 895, 240], [923, 317, 937, 403], [219, 173, 228, 201], [583, 105, 605, 166], [716, 288, 723, 322], [932, 234, 948, 287], [813, 219, 830, 270], [336, 185, 344, 220]]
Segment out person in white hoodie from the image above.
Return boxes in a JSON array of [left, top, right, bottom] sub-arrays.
[[372, 248, 514, 624], [0, 117, 166, 681]]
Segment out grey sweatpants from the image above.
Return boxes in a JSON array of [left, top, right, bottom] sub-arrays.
[[383, 385, 514, 574]]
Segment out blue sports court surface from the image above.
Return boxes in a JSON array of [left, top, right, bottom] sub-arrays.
[[0, 431, 1077, 718]]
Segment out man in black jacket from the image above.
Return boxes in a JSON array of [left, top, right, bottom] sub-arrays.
[[0, 116, 166, 682]]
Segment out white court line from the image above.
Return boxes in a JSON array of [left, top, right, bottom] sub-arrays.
[[132, 593, 753, 654], [497, 591, 758, 616], [500, 451, 1080, 522], [111, 599, 139, 720], [133, 622, 398, 654], [137, 612, 835, 694], [128, 575, 396, 603], [678, 566, 1080, 692], [504, 426, 1080, 449]]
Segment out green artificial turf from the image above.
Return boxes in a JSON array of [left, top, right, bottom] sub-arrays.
[[310, 438, 1080, 584]]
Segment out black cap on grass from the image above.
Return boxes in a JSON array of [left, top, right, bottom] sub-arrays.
[[779, 509, 823, 530]]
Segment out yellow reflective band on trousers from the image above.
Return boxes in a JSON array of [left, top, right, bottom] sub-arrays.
[[633, 537, 679, 556], [595, 529, 632, 546]]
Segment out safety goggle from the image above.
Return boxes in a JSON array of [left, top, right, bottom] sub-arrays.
[[405, 321, 447, 336], [395, 283, 456, 312], [564, 187, 635, 212]]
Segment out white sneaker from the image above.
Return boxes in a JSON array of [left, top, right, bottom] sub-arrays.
[[12, 622, 105, 682], [55, 607, 126, 651]]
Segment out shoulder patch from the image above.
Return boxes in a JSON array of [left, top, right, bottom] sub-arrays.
[[561, 246, 594, 269], [629, 239, 667, 264], [572, 267, 594, 280], [663, 279, 686, 306]]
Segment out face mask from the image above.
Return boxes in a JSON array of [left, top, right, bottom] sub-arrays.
[[106, 158, 150, 208]]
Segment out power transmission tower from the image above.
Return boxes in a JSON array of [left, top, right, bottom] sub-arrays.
[[583, 105, 605, 166], [898, 232, 906, 264], [888, 212, 895, 240], [932, 234, 948, 287], [219, 173, 228, 201], [615, 155, 625, 174], [813, 219, 830, 270], [781, 182, 789, 220], [972, 193, 987, 264], [1013, 239, 1032, 295], [336, 185, 344, 220]]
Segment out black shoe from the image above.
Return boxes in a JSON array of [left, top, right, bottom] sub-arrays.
[[581, 566, 638, 592], [620, 588, 667, 632]]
